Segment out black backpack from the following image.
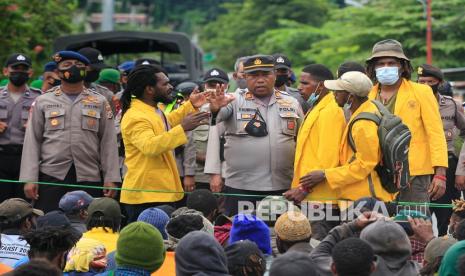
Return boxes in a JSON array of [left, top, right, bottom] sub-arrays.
[[348, 100, 411, 195]]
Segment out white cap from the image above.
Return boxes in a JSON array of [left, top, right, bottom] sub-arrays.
[[324, 71, 373, 97]]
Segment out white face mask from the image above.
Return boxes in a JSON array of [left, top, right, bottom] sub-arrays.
[[375, 66, 400, 85]]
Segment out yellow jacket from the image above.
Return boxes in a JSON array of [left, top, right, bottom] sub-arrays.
[[292, 93, 346, 202], [325, 100, 394, 202], [369, 79, 448, 175], [120, 99, 196, 204]]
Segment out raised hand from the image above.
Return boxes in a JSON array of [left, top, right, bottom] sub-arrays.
[[209, 83, 235, 113]]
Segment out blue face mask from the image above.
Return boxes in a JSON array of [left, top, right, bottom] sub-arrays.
[[307, 82, 321, 107], [375, 66, 400, 85]]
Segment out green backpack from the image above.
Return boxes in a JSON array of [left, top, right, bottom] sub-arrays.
[[348, 100, 411, 195]]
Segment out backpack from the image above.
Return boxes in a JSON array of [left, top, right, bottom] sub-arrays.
[[348, 100, 411, 195]]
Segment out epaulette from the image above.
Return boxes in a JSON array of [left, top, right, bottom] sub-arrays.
[[29, 87, 42, 94], [44, 85, 60, 94]]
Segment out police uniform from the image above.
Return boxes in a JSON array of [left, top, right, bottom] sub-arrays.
[[193, 124, 211, 185], [418, 64, 465, 235], [0, 86, 41, 201], [272, 54, 309, 113], [194, 68, 230, 187], [212, 55, 303, 215], [19, 51, 120, 212], [89, 83, 117, 115]]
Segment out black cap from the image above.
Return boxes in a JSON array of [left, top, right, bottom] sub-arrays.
[[37, 210, 71, 229], [243, 55, 275, 74], [4, 53, 32, 68], [203, 68, 229, 84], [135, 58, 160, 67], [78, 47, 107, 70], [273, 54, 291, 70], [418, 64, 444, 81]]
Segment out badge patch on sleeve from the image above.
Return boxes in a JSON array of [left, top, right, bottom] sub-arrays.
[[287, 120, 295, 130], [105, 103, 113, 119]]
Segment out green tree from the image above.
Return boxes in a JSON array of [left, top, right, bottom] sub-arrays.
[[308, 0, 465, 71], [200, 0, 331, 69], [0, 0, 77, 77]]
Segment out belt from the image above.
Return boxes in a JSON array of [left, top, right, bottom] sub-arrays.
[[0, 145, 23, 155]]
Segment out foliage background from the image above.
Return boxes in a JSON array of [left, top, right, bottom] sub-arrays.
[[1, 0, 464, 78]]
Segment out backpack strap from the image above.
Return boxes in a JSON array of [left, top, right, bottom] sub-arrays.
[[370, 99, 390, 116], [347, 109, 382, 199], [347, 112, 381, 153]]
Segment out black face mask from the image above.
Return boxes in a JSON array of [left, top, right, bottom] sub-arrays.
[[49, 78, 61, 87], [84, 70, 99, 83], [9, 71, 29, 86], [59, 65, 86, 84], [275, 75, 288, 88], [430, 83, 440, 94], [245, 109, 268, 137]]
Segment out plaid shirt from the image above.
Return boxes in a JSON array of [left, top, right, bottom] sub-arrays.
[[410, 238, 426, 264]]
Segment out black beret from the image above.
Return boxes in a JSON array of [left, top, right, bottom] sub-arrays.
[[418, 64, 443, 81]]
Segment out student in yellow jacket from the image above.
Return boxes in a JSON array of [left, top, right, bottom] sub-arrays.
[[300, 71, 394, 202], [284, 64, 345, 204], [366, 39, 448, 204], [119, 65, 231, 222]]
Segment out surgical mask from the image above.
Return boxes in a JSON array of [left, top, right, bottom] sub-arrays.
[[84, 70, 99, 83], [59, 65, 86, 83], [275, 75, 288, 87], [9, 71, 29, 86], [375, 66, 400, 85], [236, 78, 247, 89], [307, 82, 321, 108]]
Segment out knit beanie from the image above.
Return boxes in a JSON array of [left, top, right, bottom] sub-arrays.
[[274, 211, 311, 242], [137, 207, 169, 239], [116, 221, 166, 273], [229, 214, 271, 255]]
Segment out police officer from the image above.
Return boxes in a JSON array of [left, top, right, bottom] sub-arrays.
[[209, 55, 303, 216], [273, 54, 309, 113], [78, 47, 117, 115], [0, 53, 41, 202], [20, 51, 121, 213], [194, 68, 230, 190], [418, 63, 465, 236], [41, 61, 61, 92]]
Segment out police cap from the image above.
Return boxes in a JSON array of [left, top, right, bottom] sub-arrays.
[[417, 64, 443, 81], [273, 54, 292, 70], [243, 55, 275, 74], [203, 68, 229, 84], [78, 47, 107, 70], [53, 51, 90, 66], [4, 53, 32, 68]]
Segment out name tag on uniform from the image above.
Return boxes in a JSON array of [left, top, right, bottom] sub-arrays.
[[279, 107, 296, 113], [241, 113, 253, 119]]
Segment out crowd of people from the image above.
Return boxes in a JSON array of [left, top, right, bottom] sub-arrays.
[[1, 37, 465, 275]]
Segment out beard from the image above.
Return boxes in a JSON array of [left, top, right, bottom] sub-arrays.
[[153, 93, 173, 105]]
